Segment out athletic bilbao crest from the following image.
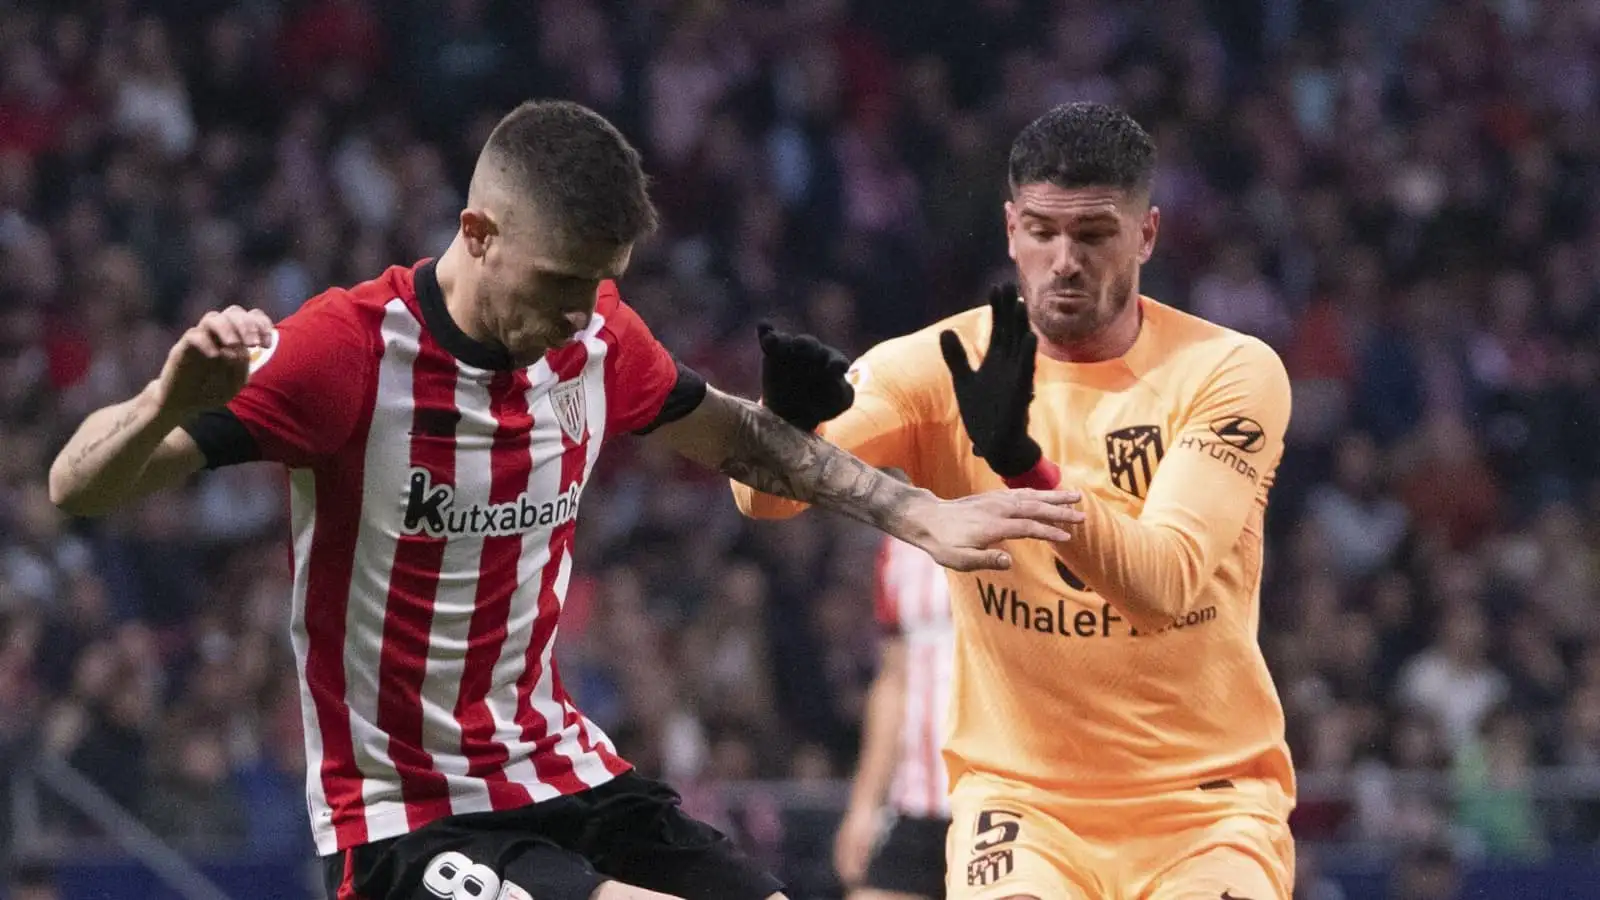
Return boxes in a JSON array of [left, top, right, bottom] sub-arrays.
[[550, 379, 587, 442], [1106, 424, 1165, 499]]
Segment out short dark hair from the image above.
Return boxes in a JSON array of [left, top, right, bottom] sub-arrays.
[[1008, 102, 1156, 197], [480, 100, 659, 245]]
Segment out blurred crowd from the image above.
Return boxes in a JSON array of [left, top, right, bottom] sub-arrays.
[[1, 0, 1599, 895]]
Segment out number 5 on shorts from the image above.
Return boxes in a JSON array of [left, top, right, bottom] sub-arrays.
[[973, 809, 1022, 851], [968, 809, 1023, 888], [422, 851, 501, 899]]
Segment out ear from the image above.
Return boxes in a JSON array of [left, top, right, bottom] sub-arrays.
[[459, 208, 497, 259], [1138, 206, 1160, 265], [1004, 200, 1019, 262]]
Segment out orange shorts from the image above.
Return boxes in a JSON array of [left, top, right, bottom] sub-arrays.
[[946, 772, 1295, 900]]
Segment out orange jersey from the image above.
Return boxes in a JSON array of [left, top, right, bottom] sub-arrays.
[[734, 297, 1295, 804]]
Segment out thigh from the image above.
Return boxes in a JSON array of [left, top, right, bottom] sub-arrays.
[[575, 772, 784, 900], [945, 777, 1104, 900], [861, 816, 949, 899], [324, 824, 605, 900], [1135, 815, 1295, 900]]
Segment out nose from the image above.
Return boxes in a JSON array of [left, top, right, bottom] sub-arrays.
[[1051, 237, 1082, 279]]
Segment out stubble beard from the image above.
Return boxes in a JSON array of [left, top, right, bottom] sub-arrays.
[[1023, 266, 1137, 346]]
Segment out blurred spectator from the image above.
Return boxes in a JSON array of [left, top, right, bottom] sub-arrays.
[[141, 726, 248, 852], [1387, 840, 1464, 900], [1303, 432, 1410, 584], [1452, 704, 1547, 861], [1397, 602, 1510, 754]]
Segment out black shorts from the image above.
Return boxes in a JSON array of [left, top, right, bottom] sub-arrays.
[[861, 814, 948, 898], [321, 772, 783, 900]]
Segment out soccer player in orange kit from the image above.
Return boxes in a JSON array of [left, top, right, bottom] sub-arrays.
[[735, 102, 1296, 900]]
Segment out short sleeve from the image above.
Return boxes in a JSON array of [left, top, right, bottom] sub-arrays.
[[597, 283, 695, 436], [225, 291, 376, 468]]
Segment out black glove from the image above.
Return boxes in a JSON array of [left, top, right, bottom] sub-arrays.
[[939, 284, 1043, 478], [757, 323, 855, 431]]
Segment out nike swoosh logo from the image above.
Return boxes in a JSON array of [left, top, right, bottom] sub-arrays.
[[1221, 892, 1255, 900]]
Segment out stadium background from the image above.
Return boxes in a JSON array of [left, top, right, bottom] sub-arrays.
[[1, 0, 1598, 897]]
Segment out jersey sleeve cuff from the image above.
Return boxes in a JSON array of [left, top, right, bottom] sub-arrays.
[[1003, 457, 1061, 491]]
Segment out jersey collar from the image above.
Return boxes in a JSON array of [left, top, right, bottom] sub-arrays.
[[413, 260, 515, 371]]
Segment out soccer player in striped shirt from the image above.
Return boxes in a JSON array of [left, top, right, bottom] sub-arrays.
[[47, 100, 1085, 900], [834, 537, 953, 900], [737, 103, 1296, 900]]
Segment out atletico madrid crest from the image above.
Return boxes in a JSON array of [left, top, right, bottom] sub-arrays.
[[550, 379, 587, 442]]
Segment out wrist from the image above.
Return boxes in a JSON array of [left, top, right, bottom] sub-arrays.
[[1002, 457, 1061, 490], [986, 438, 1043, 480], [893, 487, 942, 546], [759, 396, 821, 433], [137, 380, 189, 431]]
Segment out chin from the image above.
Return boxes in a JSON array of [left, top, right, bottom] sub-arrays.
[[1032, 309, 1096, 344]]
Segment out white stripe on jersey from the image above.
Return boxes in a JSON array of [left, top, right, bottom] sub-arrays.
[[880, 538, 955, 818], [287, 467, 325, 832], [480, 357, 563, 803]]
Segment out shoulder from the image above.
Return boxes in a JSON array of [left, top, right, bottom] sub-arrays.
[[849, 306, 987, 392], [1143, 298, 1287, 387], [252, 274, 400, 381], [285, 267, 409, 343], [590, 279, 656, 348]]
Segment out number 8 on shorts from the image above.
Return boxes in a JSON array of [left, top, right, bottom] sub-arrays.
[[422, 851, 501, 899]]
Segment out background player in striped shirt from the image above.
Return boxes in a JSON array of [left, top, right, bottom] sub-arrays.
[[834, 537, 954, 900], [737, 102, 1297, 900], [45, 100, 1086, 900]]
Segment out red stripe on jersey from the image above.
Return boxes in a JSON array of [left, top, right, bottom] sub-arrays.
[[303, 308, 386, 850], [454, 369, 535, 807], [510, 345, 590, 794], [873, 540, 899, 631], [376, 331, 458, 829]]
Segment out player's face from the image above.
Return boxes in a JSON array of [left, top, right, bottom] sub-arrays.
[[1005, 183, 1159, 345], [479, 228, 632, 367]]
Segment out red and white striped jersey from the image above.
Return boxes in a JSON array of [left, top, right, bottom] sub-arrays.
[[207, 261, 687, 855], [875, 537, 954, 818]]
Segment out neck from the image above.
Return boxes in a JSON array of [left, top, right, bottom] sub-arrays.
[[434, 237, 494, 343], [1038, 295, 1143, 363]]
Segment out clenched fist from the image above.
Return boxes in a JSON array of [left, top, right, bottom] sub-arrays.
[[156, 305, 275, 419]]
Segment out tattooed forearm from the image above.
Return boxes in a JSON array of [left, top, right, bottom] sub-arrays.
[[715, 395, 930, 538], [66, 403, 142, 473], [49, 384, 199, 517]]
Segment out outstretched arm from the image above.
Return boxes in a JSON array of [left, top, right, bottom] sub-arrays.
[[732, 331, 930, 520], [650, 386, 1082, 572]]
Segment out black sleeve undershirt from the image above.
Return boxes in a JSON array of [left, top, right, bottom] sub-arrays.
[[180, 409, 262, 470]]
